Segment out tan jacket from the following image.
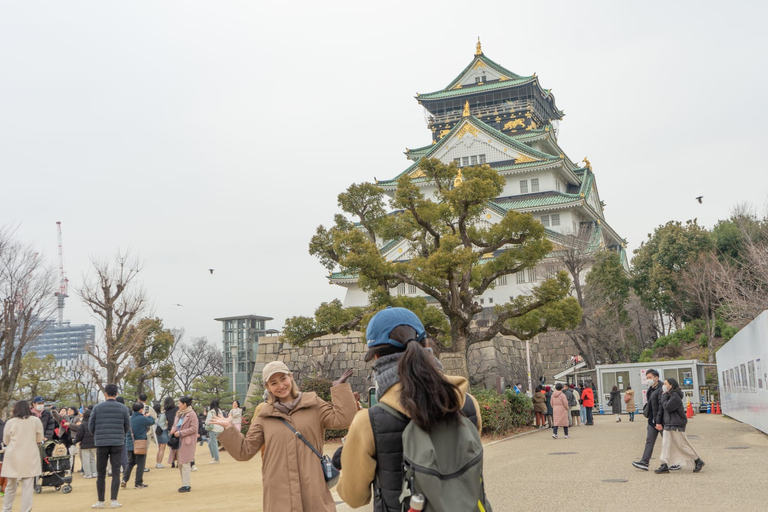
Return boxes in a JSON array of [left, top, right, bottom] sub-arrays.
[[2, 416, 44, 478], [625, 389, 636, 413], [218, 383, 357, 512], [337, 375, 482, 509]]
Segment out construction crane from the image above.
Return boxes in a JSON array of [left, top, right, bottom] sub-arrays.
[[55, 221, 68, 326]]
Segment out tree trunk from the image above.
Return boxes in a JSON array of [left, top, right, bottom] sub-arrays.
[[452, 326, 470, 380], [707, 310, 716, 364]]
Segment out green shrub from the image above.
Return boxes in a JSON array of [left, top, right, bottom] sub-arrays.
[[504, 390, 534, 428], [721, 325, 738, 342], [472, 388, 533, 436], [697, 333, 708, 348], [639, 348, 654, 362]]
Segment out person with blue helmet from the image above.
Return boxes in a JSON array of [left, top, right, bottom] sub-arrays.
[[337, 307, 483, 511]]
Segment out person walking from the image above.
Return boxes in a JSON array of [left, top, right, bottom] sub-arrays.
[[632, 369, 663, 471], [581, 384, 595, 425], [74, 408, 98, 479], [625, 386, 636, 422], [1, 400, 43, 512], [122, 403, 154, 489], [544, 386, 554, 429], [89, 383, 131, 509], [29, 397, 56, 441], [169, 396, 198, 493], [230, 401, 242, 432], [551, 383, 570, 439], [654, 378, 705, 474], [204, 400, 224, 464], [568, 384, 581, 426], [212, 359, 356, 511], [533, 385, 547, 428], [335, 307, 491, 512], [609, 386, 622, 422], [160, 397, 177, 469]]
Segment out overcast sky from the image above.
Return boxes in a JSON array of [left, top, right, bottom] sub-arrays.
[[1, 1, 766, 346]]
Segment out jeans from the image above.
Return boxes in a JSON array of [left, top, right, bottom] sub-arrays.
[[96, 445, 124, 502], [585, 407, 594, 424], [629, 412, 635, 421], [3, 477, 33, 512], [553, 426, 569, 436], [208, 431, 220, 461], [123, 451, 146, 486], [580, 405, 587, 423], [81, 448, 98, 477], [641, 423, 662, 464]]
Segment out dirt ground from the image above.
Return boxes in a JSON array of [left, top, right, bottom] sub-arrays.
[[23, 441, 266, 512]]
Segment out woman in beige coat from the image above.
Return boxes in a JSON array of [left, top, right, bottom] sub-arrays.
[[213, 361, 357, 512], [625, 387, 636, 422], [2, 400, 44, 512]]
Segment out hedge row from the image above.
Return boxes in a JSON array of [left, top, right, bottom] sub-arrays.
[[472, 389, 534, 436]]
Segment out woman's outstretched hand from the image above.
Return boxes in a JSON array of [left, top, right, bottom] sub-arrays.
[[209, 415, 234, 430], [332, 369, 354, 387]]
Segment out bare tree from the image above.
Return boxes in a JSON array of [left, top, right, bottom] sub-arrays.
[[79, 251, 148, 392], [173, 337, 222, 393], [0, 227, 57, 411], [679, 252, 722, 363]]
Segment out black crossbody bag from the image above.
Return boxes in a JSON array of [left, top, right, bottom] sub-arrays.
[[279, 419, 340, 488]]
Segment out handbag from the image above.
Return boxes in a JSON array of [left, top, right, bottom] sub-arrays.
[[133, 439, 148, 455], [167, 435, 180, 450], [642, 402, 651, 418], [279, 419, 340, 489]]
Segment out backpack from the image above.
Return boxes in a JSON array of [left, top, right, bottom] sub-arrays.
[[375, 402, 492, 512], [565, 389, 577, 407]]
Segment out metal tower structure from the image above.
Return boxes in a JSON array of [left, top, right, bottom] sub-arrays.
[[54, 221, 68, 326]]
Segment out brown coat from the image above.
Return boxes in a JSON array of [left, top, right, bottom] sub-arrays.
[[551, 390, 570, 427], [533, 390, 547, 413], [625, 389, 636, 413], [168, 408, 198, 465], [218, 383, 357, 512], [2, 416, 44, 478], [337, 375, 482, 509]]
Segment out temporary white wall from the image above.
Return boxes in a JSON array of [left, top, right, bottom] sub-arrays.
[[716, 310, 768, 435]]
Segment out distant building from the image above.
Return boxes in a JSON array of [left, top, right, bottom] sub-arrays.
[[29, 320, 96, 368], [214, 315, 275, 402]]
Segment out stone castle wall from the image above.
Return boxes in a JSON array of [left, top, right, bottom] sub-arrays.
[[244, 332, 546, 407]]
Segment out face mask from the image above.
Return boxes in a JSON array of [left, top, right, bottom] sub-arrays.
[[35, 404, 44, 411], [662, 385, 669, 393], [646, 379, 655, 386]]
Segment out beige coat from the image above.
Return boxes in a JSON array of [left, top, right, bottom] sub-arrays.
[[337, 375, 482, 509], [625, 389, 636, 413], [168, 408, 198, 465], [2, 416, 44, 478], [218, 383, 357, 512]]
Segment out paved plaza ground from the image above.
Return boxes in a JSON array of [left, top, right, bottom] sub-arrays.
[[25, 413, 768, 512]]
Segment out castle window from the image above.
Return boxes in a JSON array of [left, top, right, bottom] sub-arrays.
[[551, 214, 560, 226], [408, 284, 417, 294], [479, 298, 484, 304], [488, 297, 494, 304], [528, 268, 538, 282], [556, 180, 562, 192], [520, 180, 528, 194], [496, 275, 507, 286], [541, 215, 550, 227], [546, 265, 558, 279], [397, 283, 406, 295], [516, 272, 527, 284], [474, 75, 486, 83], [531, 178, 539, 192], [479, 154, 486, 164], [454, 158, 461, 166], [462, 157, 469, 167]]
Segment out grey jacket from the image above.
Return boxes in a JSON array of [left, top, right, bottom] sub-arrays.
[[89, 399, 131, 447]]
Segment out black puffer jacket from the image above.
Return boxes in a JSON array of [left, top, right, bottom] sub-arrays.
[[660, 389, 687, 431], [649, 384, 663, 426], [74, 412, 96, 449], [89, 399, 131, 447]]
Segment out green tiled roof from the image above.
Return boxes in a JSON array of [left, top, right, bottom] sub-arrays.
[[379, 116, 560, 186], [444, 53, 526, 90], [404, 144, 433, 158], [491, 171, 595, 211], [418, 77, 534, 101]]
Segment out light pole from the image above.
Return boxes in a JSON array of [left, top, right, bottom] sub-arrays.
[[230, 344, 238, 402]]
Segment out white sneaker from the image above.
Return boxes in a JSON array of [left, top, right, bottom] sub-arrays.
[[565, 435, 570, 439], [208, 460, 220, 464], [552, 434, 558, 439], [192, 466, 197, 472], [111, 501, 122, 508], [92, 503, 105, 509], [155, 464, 164, 469]]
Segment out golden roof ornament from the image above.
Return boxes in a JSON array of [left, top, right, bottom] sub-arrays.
[[462, 101, 471, 117], [582, 157, 592, 170], [454, 168, 464, 188], [475, 37, 482, 55]]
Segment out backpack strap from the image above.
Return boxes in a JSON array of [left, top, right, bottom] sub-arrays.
[[373, 402, 408, 422], [461, 394, 478, 429]]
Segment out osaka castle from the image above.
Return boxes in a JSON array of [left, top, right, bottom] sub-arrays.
[[331, 40, 628, 308]]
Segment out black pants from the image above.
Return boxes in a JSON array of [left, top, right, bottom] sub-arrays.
[[96, 445, 123, 501], [585, 407, 594, 424], [124, 451, 146, 486], [553, 426, 569, 436], [641, 423, 662, 464]]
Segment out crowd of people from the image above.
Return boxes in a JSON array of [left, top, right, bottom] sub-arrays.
[[0, 307, 708, 512]]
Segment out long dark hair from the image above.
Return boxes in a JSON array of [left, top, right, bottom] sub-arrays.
[[13, 400, 31, 419], [163, 397, 175, 411], [210, 399, 221, 415], [667, 377, 680, 391], [368, 326, 461, 431]]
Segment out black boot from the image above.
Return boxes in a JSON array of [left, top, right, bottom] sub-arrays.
[[654, 463, 670, 474], [693, 459, 705, 473]]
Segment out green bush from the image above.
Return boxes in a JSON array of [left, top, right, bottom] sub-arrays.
[[721, 325, 738, 342], [472, 388, 533, 436], [504, 390, 534, 428], [639, 348, 654, 362], [697, 333, 708, 348]]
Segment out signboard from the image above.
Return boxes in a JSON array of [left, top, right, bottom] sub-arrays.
[[684, 378, 693, 386]]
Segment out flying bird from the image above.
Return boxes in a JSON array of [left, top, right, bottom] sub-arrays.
[[174, 304, 184, 307], [209, 269, 214, 274], [695, 196, 703, 204]]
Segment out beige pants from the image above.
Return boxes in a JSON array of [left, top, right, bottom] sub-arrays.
[[179, 463, 191, 487], [3, 477, 33, 512], [660, 429, 700, 466]]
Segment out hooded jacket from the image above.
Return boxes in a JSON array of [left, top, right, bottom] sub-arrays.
[[218, 383, 357, 512], [581, 387, 595, 408], [551, 390, 570, 427], [532, 390, 547, 413], [660, 388, 687, 431], [30, 406, 56, 440], [624, 389, 636, 413], [337, 375, 482, 510]]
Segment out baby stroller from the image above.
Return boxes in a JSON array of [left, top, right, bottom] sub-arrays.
[[34, 441, 72, 494]]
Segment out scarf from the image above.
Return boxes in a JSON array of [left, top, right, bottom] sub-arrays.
[[372, 347, 445, 401], [273, 393, 302, 415], [175, 406, 196, 420]]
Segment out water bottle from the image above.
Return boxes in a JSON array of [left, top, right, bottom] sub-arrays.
[[322, 457, 333, 479], [408, 494, 425, 511]]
